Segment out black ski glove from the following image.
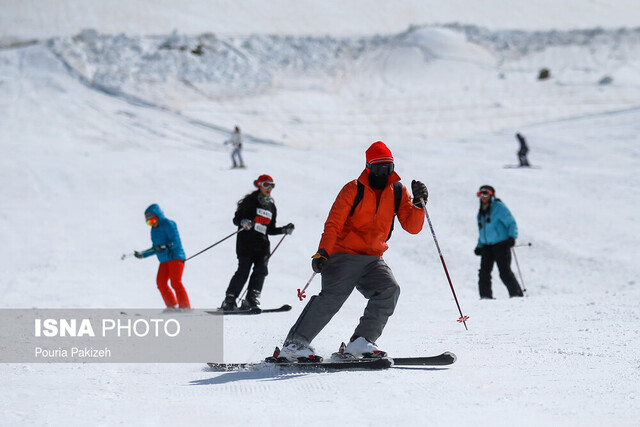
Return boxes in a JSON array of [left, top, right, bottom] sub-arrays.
[[506, 237, 515, 247], [134, 251, 144, 259], [311, 249, 329, 273], [474, 247, 482, 256], [411, 180, 428, 207], [283, 223, 295, 235]]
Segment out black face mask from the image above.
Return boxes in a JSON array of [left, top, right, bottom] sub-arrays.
[[367, 162, 394, 189], [369, 174, 389, 189]]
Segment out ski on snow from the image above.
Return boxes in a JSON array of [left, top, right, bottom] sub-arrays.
[[503, 164, 541, 169], [389, 352, 456, 366], [119, 305, 292, 317], [206, 352, 456, 371], [205, 304, 292, 316], [207, 357, 392, 371]]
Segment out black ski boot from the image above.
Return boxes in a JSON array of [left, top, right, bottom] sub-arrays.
[[240, 289, 261, 311], [221, 293, 238, 311]]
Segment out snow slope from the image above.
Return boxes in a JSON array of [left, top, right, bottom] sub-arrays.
[[1, 1, 639, 426]]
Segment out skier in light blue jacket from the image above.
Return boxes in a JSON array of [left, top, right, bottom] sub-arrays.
[[474, 185, 523, 299], [135, 204, 191, 309]]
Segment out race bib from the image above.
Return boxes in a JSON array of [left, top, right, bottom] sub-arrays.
[[254, 208, 273, 235], [254, 223, 268, 234]]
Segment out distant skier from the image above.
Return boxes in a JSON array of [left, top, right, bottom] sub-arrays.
[[277, 141, 428, 361], [516, 133, 530, 167], [134, 204, 191, 309], [220, 174, 295, 311], [474, 185, 523, 299], [224, 126, 245, 168]]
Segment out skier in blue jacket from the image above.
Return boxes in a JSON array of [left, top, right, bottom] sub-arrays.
[[135, 204, 191, 309], [474, 185, 523, 299]]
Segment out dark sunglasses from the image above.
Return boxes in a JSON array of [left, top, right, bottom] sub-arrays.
[[260, 181, 275, 189], [368, 162, 395, 176]]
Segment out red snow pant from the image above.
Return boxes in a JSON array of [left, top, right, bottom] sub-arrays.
[[156, 260, 191, 308]]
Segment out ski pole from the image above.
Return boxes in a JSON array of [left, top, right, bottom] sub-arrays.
[[511, 247, 528, 295], [185, 229, 242, 261], [237, 288, 248, 305], [121, 252, 135, 261], [421, 198, 469, 330], [297, 272, 317, 301], [269, 234, 287, 259], [515, 242, 532, 248]]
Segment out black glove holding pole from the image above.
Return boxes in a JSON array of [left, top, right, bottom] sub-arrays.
[[311, 249, 329, 273], [411, 180, 428, 207], [282, 223, 295, 235]]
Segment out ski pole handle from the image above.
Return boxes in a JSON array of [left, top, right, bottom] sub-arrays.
[[297, 272, 317, 301]]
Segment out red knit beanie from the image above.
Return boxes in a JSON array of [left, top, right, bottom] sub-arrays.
[[254, 174, 274, 188], [366, 141, 394, 165]]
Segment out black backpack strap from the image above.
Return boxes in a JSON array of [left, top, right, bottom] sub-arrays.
[[386, 182, 403, 241], [393, 182, 402, 214], [349, 180, 365, 217]]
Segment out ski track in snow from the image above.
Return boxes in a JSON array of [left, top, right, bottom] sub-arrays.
[[1, 8, 640, 427]]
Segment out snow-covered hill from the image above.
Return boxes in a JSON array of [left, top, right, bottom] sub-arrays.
[[1, 1, 639, 426]]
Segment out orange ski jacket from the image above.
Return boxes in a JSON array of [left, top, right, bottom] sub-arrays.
[[318, 169, 425, 257]]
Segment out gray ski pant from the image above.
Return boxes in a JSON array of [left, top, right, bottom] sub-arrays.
[[285, 252, 400, 346]]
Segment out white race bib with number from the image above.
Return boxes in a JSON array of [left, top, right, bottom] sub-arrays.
[[254, 208, 272, 235]]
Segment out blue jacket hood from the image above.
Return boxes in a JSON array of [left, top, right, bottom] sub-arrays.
[[142, 204, 185, 262], [145, 204, 166, 220]]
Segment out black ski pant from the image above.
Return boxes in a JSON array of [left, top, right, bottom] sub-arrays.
[[478, 242, 523, 298], [225, 252, 269, 297]]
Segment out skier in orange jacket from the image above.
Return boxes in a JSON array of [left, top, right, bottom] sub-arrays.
[[278, 141, 428, 360]]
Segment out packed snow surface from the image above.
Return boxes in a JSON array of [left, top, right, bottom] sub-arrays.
[[1, 1, 639, 426]]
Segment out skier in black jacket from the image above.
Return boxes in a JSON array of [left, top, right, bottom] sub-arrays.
[[516, 133, 530, 167], [221, 174, 294, 311]]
